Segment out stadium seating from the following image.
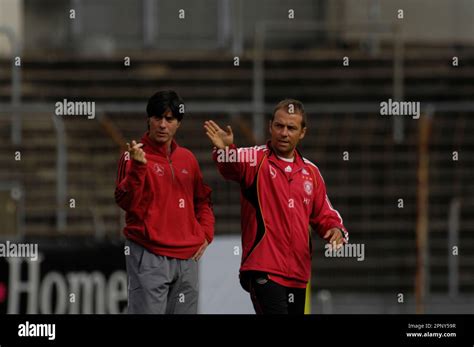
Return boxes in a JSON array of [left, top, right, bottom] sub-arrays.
[[0, 44, 473, 293]]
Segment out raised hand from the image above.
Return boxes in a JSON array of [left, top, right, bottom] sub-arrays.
[[204, 120, 234, 149], [126, 140, 147, 164]]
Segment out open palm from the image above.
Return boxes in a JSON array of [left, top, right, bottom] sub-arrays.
[[204, 120, 234, 149]]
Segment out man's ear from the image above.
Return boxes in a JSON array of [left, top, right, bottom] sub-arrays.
[[268, 120, 273, 134], [299, 126, 307, 140], [176, 120, 181, 129]]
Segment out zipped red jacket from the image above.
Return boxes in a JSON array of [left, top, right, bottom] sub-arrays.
[[213, 142, 348, 288], [115, 132, 215, 259]]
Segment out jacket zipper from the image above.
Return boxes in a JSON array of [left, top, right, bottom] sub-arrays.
[[288, 174, 293, 278], [167, 155, 175, 181], [287, 166, 303, 279]]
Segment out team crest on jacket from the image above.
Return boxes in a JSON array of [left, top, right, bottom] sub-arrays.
[[154, 163, 165, 176], [303, 180, 313, 195]]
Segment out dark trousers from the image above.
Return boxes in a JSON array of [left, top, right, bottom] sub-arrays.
[[245, 272, 306, 314]]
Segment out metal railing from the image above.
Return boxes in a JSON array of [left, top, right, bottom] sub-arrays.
[[66, 0, 238, 51], [3, 101, 472, 241], [52, 114, 67, 233], [448, 198, 461, 298], [448, 197, 474, 298], [0, 26, 22, 145], [0, 182, 25, 240]]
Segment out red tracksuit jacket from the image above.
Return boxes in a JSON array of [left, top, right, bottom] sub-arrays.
[[213, 142, 348, 288], [115, 132, 215, 259]]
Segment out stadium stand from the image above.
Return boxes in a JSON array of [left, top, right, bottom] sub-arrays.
[[0, 44, 473, 295]]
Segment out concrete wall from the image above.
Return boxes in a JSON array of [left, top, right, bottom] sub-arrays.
[[0, 0, 23, 56], [340, 0, 474, 44], [198, 235, 254, 314], [2, 0, 474, 56]]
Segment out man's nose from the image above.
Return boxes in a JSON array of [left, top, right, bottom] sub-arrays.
[[158, 118, 167, 127], [281, 127, 289, 136]]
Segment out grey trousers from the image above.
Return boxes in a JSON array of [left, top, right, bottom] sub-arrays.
[[125, 239, 199, 314]]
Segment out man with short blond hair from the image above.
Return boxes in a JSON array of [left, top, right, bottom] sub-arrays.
[[204, 98, 348, 314]]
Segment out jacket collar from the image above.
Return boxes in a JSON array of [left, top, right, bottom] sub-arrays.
[[141, 132, 178, 157], [265, 140, 305, 168]]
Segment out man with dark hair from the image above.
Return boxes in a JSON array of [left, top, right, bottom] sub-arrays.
[[115, 90, 215, 314], [204, 98, 348, 314]]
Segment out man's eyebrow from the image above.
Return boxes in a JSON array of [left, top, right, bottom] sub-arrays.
[[274, 121, 297, 127]]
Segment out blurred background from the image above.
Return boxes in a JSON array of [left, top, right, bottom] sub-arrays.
[[0, 0, 473, 314]]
